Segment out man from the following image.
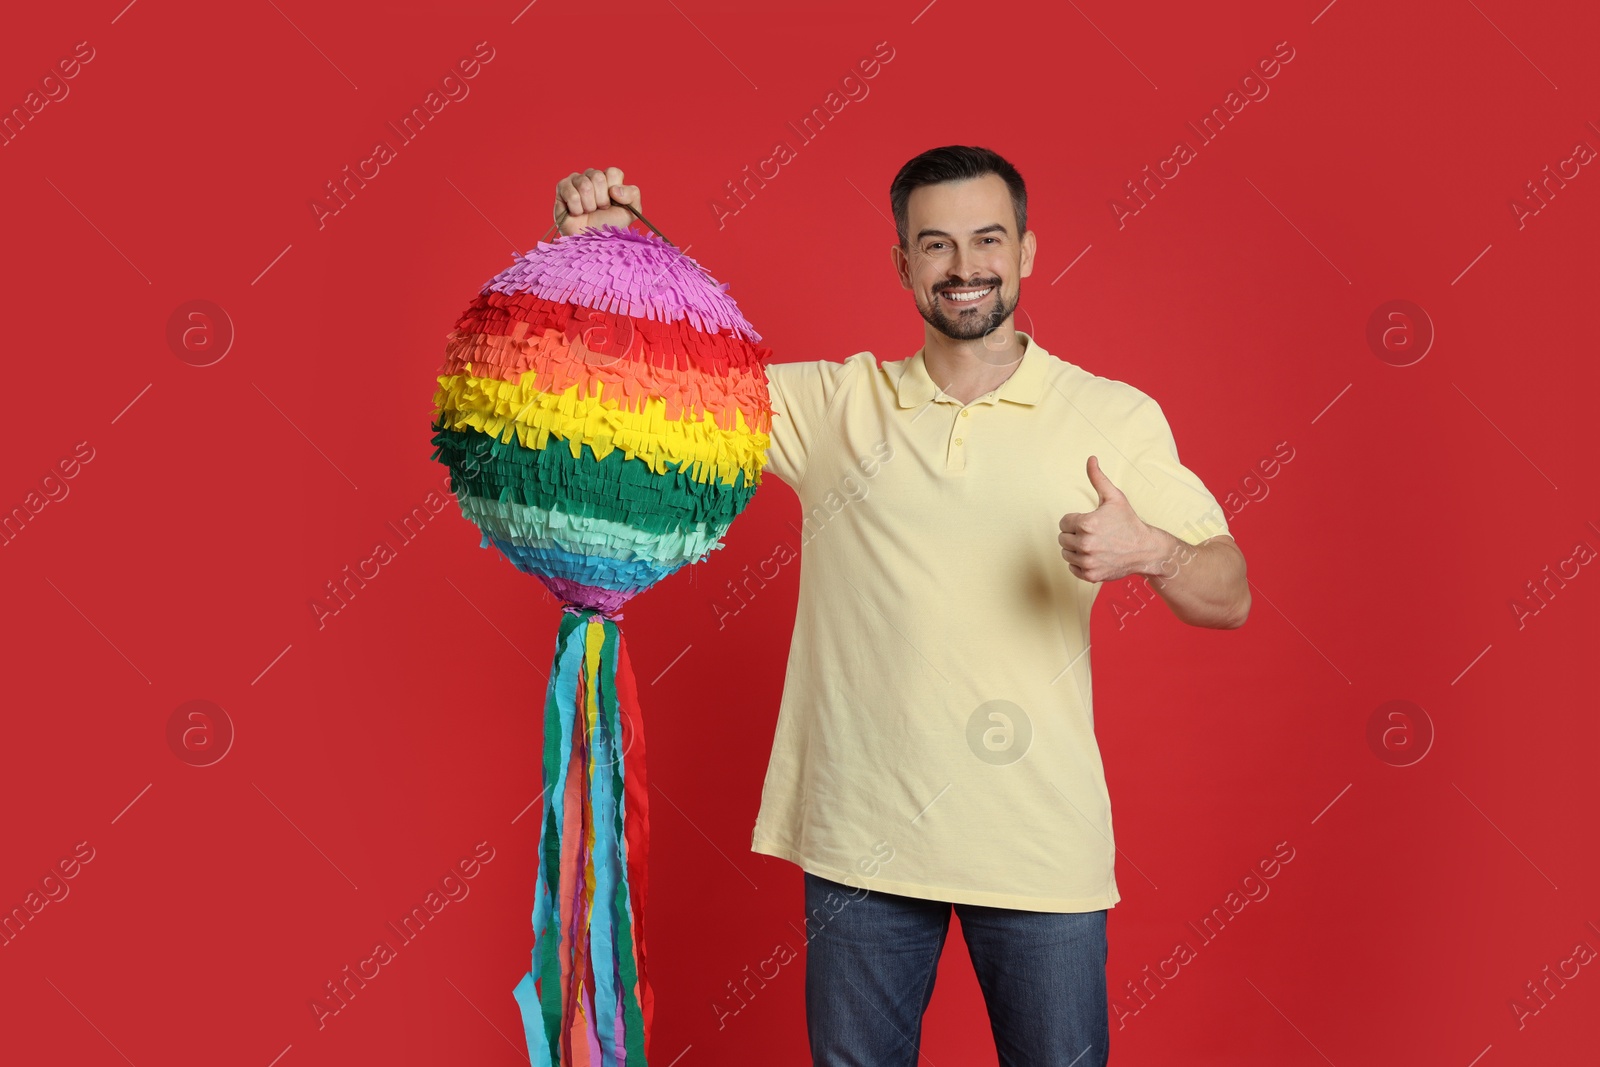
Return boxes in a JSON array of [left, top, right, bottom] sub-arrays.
[[553, 145, 1248, 1067]]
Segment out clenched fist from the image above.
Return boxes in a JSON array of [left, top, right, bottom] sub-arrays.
[[1057, 455, 1168, 583], [554, 167, 641, 236]]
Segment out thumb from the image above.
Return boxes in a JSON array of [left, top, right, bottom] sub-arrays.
[[1087, 454, 1124, 505]]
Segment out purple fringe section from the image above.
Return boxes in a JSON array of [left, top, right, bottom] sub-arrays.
[[484, 224, 763, 344], [542, 575, 631, 617]]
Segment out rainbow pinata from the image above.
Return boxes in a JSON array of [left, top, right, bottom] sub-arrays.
[[431, 223, 774, 615], [428, 222, 773, 1067]]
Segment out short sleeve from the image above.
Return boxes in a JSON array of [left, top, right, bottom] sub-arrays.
[[762, 358, 859, 490], [1117, 394, 1232, 547]]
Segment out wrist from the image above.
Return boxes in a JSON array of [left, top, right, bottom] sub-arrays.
[[1138, 525, 1183, 579]]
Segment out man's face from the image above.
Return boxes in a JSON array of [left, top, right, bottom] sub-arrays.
[[893, 174, 1036, 350]]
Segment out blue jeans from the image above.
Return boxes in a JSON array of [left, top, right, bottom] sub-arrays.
[[804, 871, 1110, 1066]]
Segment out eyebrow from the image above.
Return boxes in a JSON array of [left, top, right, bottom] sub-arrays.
[[914, 223, 1009, 241]]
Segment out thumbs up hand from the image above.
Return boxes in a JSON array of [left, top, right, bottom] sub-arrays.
[[1058, 455, 1169, 583]]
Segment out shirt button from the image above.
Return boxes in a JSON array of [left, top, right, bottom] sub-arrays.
[[954, 437, 963, 445], [961, 409, 969, 417]]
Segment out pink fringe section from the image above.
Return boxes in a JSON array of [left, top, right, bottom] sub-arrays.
[[485, 225, 763, 344]]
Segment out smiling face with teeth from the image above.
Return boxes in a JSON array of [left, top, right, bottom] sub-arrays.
[[892, 172, 1037, 347]]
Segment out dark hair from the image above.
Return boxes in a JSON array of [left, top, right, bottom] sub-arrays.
[[889, 145, 1027, 249]]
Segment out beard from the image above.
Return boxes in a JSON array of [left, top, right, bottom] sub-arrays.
[[918, 278, 1020, 343]]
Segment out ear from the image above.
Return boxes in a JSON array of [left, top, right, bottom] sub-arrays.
[[1019, 228, 1037, 280], [890, 242, 911, 290]]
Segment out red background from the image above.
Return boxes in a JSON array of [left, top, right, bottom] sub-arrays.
[[3, 1, 1597, 1064]]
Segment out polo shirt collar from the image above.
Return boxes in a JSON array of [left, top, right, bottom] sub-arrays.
[[895, 329, 1049, 408]]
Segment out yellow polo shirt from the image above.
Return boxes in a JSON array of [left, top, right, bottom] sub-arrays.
[[749, 330, 1232, 912]]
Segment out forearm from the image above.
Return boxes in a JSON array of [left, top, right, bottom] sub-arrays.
[[1137, 528, 1249, 629]]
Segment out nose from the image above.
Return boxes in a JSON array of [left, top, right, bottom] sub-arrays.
[[950, 244, 977, 279]]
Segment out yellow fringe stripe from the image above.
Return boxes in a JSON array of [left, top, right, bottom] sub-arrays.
[[433, 371, 769, 487]]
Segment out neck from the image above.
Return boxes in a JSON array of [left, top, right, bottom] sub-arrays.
[[921, 325, 1028, 405]]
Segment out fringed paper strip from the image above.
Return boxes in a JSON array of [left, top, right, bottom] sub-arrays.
[[438, 323, 774, 434], [429, 426, 756, 534], [487, 224, 761, 343], [432, 226, 772, 1066], [432, 371, 769, 487], [453, 292, 772, 377], [458, 497, 723, 564]]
